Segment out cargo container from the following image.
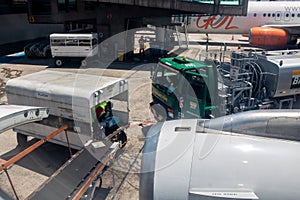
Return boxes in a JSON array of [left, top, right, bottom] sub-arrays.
[[6, 70, 129, 149]]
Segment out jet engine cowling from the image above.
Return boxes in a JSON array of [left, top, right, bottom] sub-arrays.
[[140, 110, 300, 200], [249, 27, 289, 47]]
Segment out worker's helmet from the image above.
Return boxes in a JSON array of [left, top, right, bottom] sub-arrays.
[[95, 101, 107, 117], [96, 106, 104, 118]]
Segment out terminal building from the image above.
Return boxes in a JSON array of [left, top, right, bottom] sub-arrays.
[[0, 1, 63, 46], [27, 0, 248, 33], [1, 0, 249, 59]]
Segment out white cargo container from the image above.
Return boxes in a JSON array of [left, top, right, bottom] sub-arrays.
[[6, 70, 129, 149], [50, 33, 98, 67]]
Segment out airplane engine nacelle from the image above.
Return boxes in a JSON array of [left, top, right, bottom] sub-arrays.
[[140, 110, 300, 200], [249, 27, 289, 47]]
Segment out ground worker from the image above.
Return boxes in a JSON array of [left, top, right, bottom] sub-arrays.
[[94, 101, 127, 147], [95, 101, 107, 122], [138, 36, 145, 56]]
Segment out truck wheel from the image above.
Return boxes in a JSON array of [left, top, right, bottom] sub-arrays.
[[55, 59, 63, 67], [17, 133, 28, 148], [81, 59, 87, 67], [150, 103, 167, 122]]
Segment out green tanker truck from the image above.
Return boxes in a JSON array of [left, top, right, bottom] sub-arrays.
[[151, 50, 300, 121]]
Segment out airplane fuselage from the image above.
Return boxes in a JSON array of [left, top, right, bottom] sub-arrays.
[[187, 1, 300, 34]]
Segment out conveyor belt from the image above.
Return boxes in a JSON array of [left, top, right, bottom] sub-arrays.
[[28, 145, 112, 200]]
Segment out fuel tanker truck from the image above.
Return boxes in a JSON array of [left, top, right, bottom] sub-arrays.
[[150, 50, 300, 120], [140, 109, 300, 200]]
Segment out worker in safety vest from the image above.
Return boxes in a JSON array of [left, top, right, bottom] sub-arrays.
[[94, 101, 127, 147], [95, 100, 115, 127]]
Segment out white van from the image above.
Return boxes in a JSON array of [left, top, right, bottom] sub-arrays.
[[50, 33, 98, 67]]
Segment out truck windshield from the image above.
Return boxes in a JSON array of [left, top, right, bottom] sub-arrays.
[[152, 63, 180, 93]]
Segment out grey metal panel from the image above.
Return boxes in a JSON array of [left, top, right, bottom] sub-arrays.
[[256, 53, 300, 97], [154, 119, 196, 200], [14, 123, 90, 150], [6, 70, 129, 145], [6, 70, 127, 109], [200, 109, 300, 141], [141, 110, 300, 199], [0, 105, 49, 134], [188, 129, 300, 200], [90, 0, 248, 15]]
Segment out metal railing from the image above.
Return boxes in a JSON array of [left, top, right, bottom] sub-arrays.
[[0, 125, 69, 200]]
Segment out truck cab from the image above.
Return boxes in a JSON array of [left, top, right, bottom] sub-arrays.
[[151, 56, 217, 120]]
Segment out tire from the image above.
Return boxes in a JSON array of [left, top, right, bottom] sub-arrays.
[[17, 133, 28, 148], [81, 59, 87, 67], [55, 59, 63, 67], [150, 103, 167, 122]]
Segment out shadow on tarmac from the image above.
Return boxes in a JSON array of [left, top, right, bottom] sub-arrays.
[[92, 187, 112, 199], [1, 139, 74, 177]]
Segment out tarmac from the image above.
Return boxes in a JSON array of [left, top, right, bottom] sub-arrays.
[[0, 33, 255, 200]]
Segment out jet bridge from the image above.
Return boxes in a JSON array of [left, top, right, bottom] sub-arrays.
[[27, 0, 248, 24], [26, 0, 248, 57]]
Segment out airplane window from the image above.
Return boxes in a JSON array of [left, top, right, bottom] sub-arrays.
[[253, 13, 257, 17], [298, 13, 300, 18], [277, 13, 280, 17], [272, 13, 275, 17], [268, 13, 271, 17], [286, 13, 289, 17], [292, 13, 295, 18], [263, 13, 266, 17]]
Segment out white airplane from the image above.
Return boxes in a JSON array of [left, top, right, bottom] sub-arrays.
[[184, 1, 300, 48], [140, 109, 300, 200]]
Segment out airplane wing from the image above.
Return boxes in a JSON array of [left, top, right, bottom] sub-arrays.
[[263, 24, 300, 28], [0, 105, 49, 134], [262, 24, 300, 35]]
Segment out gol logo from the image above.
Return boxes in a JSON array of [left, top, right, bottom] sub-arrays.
[[196, 15, 239, 30]]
